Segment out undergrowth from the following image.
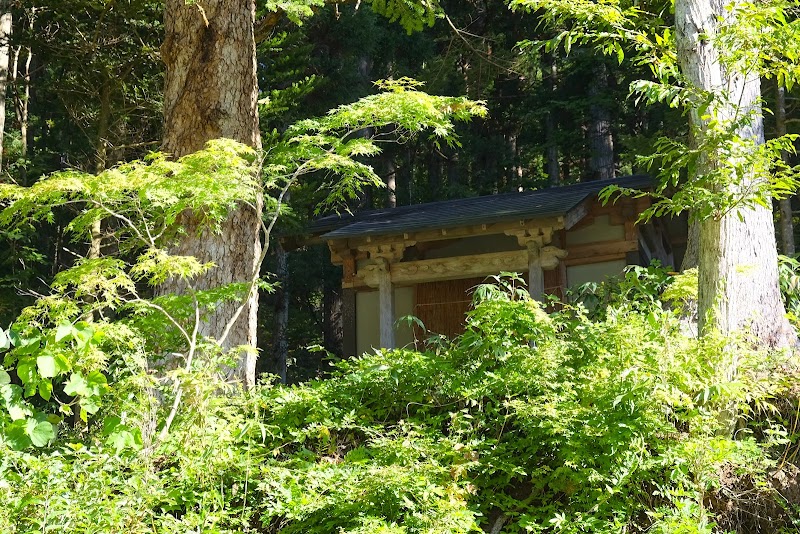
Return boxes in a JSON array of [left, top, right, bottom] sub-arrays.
[[1, 273, 797, 533], [0, 133, 798, 532]]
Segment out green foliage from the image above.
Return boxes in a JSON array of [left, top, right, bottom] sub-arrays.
[[513, 0, 800, 222], [0, 139, 261, 255], [366, 0, 440, 33], [0, 319, 126, 450], [601, 116, 800, 223], [0, 80, 484, 460], [3, 275, 792, 532], [778, 254, 800, 328], [568, 262, 674, 319], [274, 78, 486, 210], [263, 0, 440, 33]]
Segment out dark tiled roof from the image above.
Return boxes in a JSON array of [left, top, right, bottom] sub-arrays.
[[312, 175, 652, 240]]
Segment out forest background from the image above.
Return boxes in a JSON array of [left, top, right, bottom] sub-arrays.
[[2, 0, 800, 532], [0, 0, 698, 380]]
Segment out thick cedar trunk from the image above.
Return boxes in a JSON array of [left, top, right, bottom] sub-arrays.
[[0, 11, 11, 173], [675, 0, 793, 346], [160, 0, 262, 386], [588, 62, 615, 181], [681, 221, 699, 270], [776, 84, 795, 255]]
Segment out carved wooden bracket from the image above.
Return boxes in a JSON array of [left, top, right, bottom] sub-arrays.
[[504, 226, 555, 248], [539, 246, 568, 269], [358, 257, 390, 288], [358, 242, 411, 263]]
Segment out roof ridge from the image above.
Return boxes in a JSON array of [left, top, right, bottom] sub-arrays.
[[311, 174, 652, 238]]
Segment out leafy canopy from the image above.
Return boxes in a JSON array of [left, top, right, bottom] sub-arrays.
[[512, 0, 800, 221]]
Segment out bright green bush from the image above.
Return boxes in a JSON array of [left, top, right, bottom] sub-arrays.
[[0, 128, 796, 532], [0, 274, 795, 532]]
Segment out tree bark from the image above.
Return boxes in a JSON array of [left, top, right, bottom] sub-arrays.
[[675, 0, 793, 347], [322, 272, 343, 358], [160, 0, 262, 386], [273, 240, 288, 384], [588, 62, 615, 181], [681, 221, 699, 270], [545, 53, 560, 185], [386, 156, 397, 208], [0, 10, 11, 173], [776, 83, 794, 256], [11, 9, 31, 184]]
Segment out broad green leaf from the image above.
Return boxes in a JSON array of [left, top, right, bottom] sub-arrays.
[[107, 428, 143, 454], [15, 336, 41, 356], [27, 418, 55, 447], [4, 420, 30, 450], [81, 396, 101, 415], [38, 380, 53, 401], [0, 329, 9, 351], [37, 355, 57, 379], [102, 415, 122, 436], [54, 354, 71, 374], [7, 329, 20, 347], [86, 370, 109, 395], [1, 383, 28, 420], [7, 404, 27, 421], [74, 325, 94, 349], [64, 373, 88, 397], [54, 322, 74, 343], [16, 362, 36, 385], [0, 368, 9, 385]]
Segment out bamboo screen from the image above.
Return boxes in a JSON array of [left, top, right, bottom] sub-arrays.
[[414, 269, 565, 342], [413, 277, 484, 340], [544, 268, 565, 301]]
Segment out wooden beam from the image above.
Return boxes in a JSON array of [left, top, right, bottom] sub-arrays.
[[564, 197, 593, 230], [357, 248, 566, 287], [566, 240, 638, 262], [358, 242, 410, 263], [341, 216, 566, 250], [564, 252, 628, 267], [342, 253, 356, 288]]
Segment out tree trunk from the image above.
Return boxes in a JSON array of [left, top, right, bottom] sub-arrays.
[[588, 62, 615, 181], [675, 0, 793, 347], [0, 10, 11, 173], [11, 9, 31, 184], [776, 83, 794, 255], [322, 273, 343, 358], [160, 0, 262, 386], [273, 240, 288, 384], [545, 53, 560, 185], [545, 111, 560, 186], [386, 156, 397, 208], [681, 221, 699, 270]]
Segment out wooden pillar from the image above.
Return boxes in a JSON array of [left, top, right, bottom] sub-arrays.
[[527, 242, 544, 300], [377, 259, 395, 349], [341, 288, 356, 357]]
